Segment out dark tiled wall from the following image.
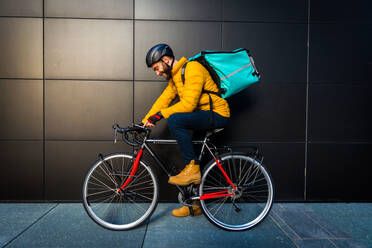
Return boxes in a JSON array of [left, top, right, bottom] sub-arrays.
[[0, 0, 371, 202], [307, 0, 372, 201]]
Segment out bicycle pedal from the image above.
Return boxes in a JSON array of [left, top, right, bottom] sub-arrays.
[[189, 206, 195, 216]]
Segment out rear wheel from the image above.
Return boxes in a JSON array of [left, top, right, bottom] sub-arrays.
[[199, 153, 273, 231], [82, 153, 159, 231]]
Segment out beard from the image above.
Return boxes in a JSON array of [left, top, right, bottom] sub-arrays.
[[162, 62, 172, 80]]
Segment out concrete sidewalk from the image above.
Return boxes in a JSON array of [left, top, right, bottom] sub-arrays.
[[0, 203, 371, 248]]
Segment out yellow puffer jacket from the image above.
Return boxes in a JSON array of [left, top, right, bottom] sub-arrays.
[[142, 57, 230, 123]]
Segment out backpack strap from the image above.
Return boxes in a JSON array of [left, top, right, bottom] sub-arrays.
[[182, 62, 219, 126], [181, 62, 187, 84], [182, 62, 221, 97], [193, 56, 225, 96]]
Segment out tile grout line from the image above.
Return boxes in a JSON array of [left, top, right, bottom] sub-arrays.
[[3, 204, 59, 247], [2, 78, 371, 85], [0, 16, 313, 24], [42, 0, 46, 201], [304, 0, 311, 202], [3, 139, 372, 144], [220, 0, 223, 49], [132, 0, 135, 125]]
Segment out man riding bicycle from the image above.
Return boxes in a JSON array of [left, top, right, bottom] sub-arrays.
[[142, 44, 230, 217]]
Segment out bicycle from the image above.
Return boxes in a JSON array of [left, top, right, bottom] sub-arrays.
[[82, 123, 274, 231]]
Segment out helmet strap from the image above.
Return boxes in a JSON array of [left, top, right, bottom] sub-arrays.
[[161, 56, 175, 69], [170, 57, 175, 69], [160, 58, 173, 80]]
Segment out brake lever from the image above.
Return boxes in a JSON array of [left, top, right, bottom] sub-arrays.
[[134, 123, 144, 128], [113, 127, 118, 144]]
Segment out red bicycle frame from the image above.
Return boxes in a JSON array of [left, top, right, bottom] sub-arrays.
[[117, 148, 143, 192], [118, 147, 236, 200]]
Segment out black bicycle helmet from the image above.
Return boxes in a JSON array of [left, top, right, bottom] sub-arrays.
[[146, 44, 174, 67]]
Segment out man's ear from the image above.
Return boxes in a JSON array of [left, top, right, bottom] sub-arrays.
[[162, 56, 172, 66]]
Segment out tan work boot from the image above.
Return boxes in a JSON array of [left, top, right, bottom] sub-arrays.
[[172, 202, 202, 217], [168, 160, 201, 186]]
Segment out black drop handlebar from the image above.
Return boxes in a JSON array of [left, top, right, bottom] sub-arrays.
[[113, 123, 151, 146]]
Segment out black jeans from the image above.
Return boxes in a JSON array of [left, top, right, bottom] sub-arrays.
[[167, 111, 229, 164]]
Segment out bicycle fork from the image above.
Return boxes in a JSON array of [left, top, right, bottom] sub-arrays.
[[117, 148, 144, 193]]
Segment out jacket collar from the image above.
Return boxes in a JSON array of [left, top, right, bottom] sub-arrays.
[[171, 57, 188, 77]]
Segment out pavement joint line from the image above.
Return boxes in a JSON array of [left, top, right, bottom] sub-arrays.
[[268, 214, 299, 248], [295, 239, 338, 248], [301, 210, 337, 239], [299, 238, 352, 241], [328, 238, 368, 248], [303, 210, 352, 239], [2, 203, 59, 248], [270, 208, 303, 240], [328, 238, 342, 248], [140, 219, 150, 248], [277, 203, 286, 210], [327, 239, 339, 248]]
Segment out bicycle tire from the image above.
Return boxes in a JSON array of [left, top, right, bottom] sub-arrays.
[[199, 152, 274, 231], [82, 152, 159, 231]]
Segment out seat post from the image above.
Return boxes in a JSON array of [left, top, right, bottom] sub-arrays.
[[197, 128, 224, 161], [198, 135, 209, 161]]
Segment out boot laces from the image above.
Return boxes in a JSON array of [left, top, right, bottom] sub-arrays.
[[181, 164, 193, 175]]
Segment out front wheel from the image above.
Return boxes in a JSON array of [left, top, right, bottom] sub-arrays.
[[199, 153, 274, 231], [82, 153, 159, 231]]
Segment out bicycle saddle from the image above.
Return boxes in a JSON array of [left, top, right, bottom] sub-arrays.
[[205, 128, 224, 138]]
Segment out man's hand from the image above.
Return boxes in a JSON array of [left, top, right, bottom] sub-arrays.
[[144, 120, 154, 127], [145, 112, 163, 127]]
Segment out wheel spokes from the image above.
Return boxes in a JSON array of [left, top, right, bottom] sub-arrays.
[[200, 154, 273, 231], [83, 154, 158, 230]]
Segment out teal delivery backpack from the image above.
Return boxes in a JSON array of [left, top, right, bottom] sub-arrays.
[[183, 48, 260, 99]]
